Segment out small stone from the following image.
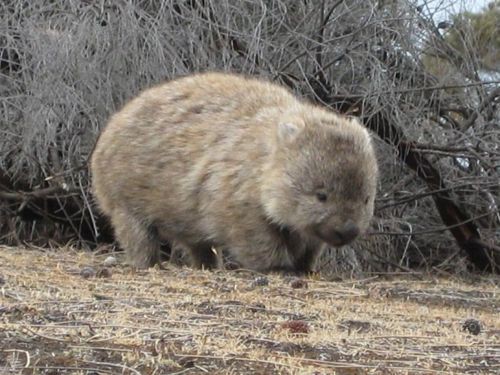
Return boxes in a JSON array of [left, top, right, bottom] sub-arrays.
[[97, 267, 112, 278], [337, 319, 372, 333], [80, 266, 96, 279], [249, 303, 266, 312], [290, 278, 308, 289], [463, 318, 481, 335], [252, 276, 269, 287], [103, 256, 117, 267]]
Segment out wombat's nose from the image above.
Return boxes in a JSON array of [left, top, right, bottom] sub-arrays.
[[335, 221, 359, 244], [314, 220, 360, 247]]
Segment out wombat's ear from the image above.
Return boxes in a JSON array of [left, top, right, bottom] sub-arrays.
[[277, 122, 302, 143]]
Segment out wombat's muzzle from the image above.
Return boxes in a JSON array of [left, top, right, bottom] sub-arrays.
[[314, 220, 360, 247]]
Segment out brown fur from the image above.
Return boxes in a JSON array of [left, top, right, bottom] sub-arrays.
[[90, 72, 378, 273]]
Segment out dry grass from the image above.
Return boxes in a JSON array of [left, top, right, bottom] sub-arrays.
[[0, 246, 499, 374]]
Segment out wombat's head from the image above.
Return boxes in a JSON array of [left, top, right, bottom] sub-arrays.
[[262, 112, 378, 247]]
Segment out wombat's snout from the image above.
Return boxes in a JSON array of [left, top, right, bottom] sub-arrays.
[[314, 220, 360, 247]]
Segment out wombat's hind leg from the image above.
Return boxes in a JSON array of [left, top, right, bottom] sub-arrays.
[[111, 209, 161, 268], [188, 242, 221, 270]]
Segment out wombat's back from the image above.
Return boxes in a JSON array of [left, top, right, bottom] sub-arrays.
[[91, 72, 297, 231]]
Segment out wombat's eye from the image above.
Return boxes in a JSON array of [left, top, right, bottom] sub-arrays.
[[316, 192, 328, 202]]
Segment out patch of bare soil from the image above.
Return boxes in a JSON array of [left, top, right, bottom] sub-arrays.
[[0, 246, 499, 374]]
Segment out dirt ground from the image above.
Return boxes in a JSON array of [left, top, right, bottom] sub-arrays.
[[0, 245, 499, 374]]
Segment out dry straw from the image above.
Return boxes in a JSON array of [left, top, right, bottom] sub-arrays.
[[0, 246, 499, 373]]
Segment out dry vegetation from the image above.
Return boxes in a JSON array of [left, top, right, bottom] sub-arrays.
[[1, 245, 499, 374], [0, 0, 499, 274]]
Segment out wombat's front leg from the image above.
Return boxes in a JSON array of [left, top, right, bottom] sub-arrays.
[[266, 248, 323, 276], [293, 245, 324, 274], [188, 242, 221, 270]]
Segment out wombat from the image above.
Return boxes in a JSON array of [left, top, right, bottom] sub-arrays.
[[90, 72, 378, 273]]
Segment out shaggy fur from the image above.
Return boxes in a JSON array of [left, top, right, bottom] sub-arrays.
[[91, 72, 378, 272]]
